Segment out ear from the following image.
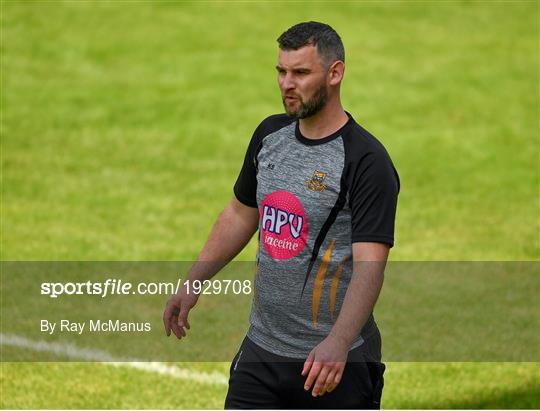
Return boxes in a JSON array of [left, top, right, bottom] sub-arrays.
[[327, 61, 345, 86]]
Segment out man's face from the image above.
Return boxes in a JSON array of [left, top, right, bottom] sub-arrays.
[[276, 45, 329, 119]]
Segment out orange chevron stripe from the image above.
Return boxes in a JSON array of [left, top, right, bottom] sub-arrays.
[[311, 239, 335, 327], [329, 256, 348, 320]]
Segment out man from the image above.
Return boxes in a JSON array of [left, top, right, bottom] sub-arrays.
[[164, 21, 399, 409]]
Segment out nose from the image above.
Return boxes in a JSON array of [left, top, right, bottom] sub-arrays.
[[279, 72, 295, 92]]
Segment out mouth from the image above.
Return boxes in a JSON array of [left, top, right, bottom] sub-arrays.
[[284, 96, 299, 103]]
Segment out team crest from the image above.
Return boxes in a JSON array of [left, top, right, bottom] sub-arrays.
[[306, 170, 327, 192]]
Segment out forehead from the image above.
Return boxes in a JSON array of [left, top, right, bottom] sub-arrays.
[[277, 44, 323, 68]]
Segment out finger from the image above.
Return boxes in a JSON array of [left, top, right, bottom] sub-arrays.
[[163, 303, 174, 336], [333, 370, 343, 386], [163, 300, 182, 337], [171, 318, 182, 339], [323, 369, 337, 394], [304, 361, 322, 391], [170, 310, 186, 339], [163, 315, 170, 336], [170, 320, 185, 339], [177, 305, 191, 329], [312, 366, 330, 397], [301, 350, 315, 376]]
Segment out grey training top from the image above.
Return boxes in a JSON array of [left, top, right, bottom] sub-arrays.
[[234, 112, 399, 358]]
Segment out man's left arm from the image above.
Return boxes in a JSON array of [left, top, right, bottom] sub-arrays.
[[301, 242, 389, 397]]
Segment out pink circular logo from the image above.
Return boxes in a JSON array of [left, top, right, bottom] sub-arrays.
[[260, 190, 308, 260]]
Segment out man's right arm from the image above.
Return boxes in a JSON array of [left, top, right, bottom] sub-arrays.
[[196, 196, 259, 266], [163, 196, 258, 339]]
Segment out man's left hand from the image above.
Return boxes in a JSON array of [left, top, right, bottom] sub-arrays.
[[301, 334, 350, 397]]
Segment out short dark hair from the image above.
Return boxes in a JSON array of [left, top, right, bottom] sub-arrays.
[[277, 21, 345, 67]]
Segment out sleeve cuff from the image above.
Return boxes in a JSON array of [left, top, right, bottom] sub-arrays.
[[351, 234, 394, 248], [233, 188, 258, 208]]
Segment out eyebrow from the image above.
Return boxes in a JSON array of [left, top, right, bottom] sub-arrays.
[[275, 65, 312, 72]]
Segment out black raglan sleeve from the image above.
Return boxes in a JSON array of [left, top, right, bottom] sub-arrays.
[[233, 129, 262, 208], [345, 143, 400, 247], [233, 114, 295, 208]]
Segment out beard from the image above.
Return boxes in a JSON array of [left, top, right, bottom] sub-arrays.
[[282, 81, 328, 119]]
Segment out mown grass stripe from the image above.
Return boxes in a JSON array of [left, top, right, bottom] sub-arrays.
[[0, 333, 228, 386]]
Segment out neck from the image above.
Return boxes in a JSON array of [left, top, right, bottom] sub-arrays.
[[298, 99, 349, 139]]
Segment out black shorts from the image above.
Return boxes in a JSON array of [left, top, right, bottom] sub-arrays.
[[224, 331, 385, 409]]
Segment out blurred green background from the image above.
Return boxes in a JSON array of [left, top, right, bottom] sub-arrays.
[[1, 0, 538, 409]]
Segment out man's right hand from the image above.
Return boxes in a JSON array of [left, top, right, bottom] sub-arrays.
[[163, 285, 199, 339], [163, 196, 258, 339]]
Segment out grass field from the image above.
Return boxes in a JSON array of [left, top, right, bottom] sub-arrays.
[[1, 0, 539, 409]]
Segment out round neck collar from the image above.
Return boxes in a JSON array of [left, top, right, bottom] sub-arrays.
[[294, 112, 354, 146]]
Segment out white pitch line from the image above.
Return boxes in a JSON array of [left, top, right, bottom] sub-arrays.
[[0, 333, 228, 386]]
